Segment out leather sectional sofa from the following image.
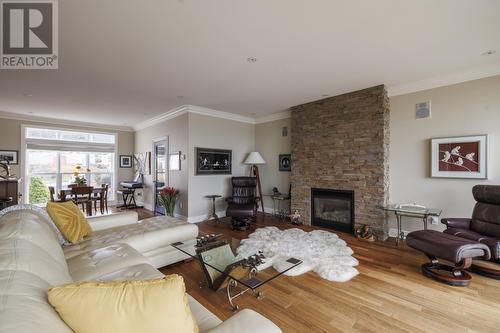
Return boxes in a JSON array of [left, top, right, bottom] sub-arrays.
[[0, 207, 282, 333]]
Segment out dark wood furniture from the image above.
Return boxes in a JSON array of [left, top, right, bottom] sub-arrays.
[[92, 184, 109, 214], [67, 186, 94, 216], [0, 178, 20, 210], [205, 195, 222, 221]]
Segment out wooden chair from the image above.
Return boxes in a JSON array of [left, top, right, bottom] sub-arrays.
[[71, 186, 94, 216], [48, 186, 57, 202], [92, 184, 109, 214]]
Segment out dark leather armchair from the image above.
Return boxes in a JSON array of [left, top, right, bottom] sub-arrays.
[[226, 177, 259, 230], [442, 185, 500, 279]]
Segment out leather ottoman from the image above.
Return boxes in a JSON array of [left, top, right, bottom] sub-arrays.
[[406, 230, 491, 286]]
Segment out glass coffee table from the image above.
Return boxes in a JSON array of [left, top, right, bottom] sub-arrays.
[[172, 235, 302, 311]]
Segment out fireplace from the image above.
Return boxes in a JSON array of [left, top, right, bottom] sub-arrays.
[[311, 188, 354, 234]]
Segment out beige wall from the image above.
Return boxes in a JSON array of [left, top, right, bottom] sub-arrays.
[[0, 117, 135, 202], [389, 75, 500, 234], [188, 113, 255, 219], [255, 118, 291, 211], [134, 113, 189, 217]]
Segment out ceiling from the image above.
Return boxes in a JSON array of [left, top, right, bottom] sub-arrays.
[[1, 0, 499, 129]]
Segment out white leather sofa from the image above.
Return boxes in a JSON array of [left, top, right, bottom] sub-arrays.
[[0, 207, 282, 333]]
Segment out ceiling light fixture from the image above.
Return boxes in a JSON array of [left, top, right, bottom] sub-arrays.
[[321, 94, 329, 97], [247, 57, 258, 63], [176, 95, 184, 99], [482, 50, 496, 56]]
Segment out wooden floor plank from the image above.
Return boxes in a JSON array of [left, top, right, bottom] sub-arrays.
[[111, 208, 500, 333]]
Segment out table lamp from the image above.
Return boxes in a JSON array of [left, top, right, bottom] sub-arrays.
[[244, 152, 266, 215]]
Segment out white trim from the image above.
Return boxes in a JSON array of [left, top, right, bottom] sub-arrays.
[[254, 110, 291, 124], [388, 228, 410, 238], [0, 111, 134, 132], [134, 105, 190, 131], [188, 105, 255, 124], [387, 61, 500, 97], [187, 210, 227, 223], [133, 105, 283, 131]]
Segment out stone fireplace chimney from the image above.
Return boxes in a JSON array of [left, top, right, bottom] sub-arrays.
[[290, 85, 390, 240]]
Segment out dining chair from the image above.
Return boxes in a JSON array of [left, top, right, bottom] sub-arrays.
[[71, 186, 94, 216], [92, 184, 109, 215], [48, 186, 57, 202]]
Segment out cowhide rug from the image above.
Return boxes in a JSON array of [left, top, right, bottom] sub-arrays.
[[236, 227, 359, 282]]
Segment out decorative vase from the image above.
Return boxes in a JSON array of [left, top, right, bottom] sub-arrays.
[[158, 187, 179, 218]]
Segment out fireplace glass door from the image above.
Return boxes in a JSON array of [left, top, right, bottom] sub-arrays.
[[311, 188, 354, 233]]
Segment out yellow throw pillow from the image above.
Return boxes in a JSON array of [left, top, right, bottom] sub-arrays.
[[48, 275, 199, 333], [46, 201, 92, 244]]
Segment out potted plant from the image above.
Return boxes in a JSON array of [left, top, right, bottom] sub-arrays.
[[158, 187, 180, 217], [73, 164, 91, 186]]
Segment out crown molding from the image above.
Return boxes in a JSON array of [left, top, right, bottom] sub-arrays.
[[255, 110, 291, 124], [187, 105, 256, 124], [387, 61, 500, 97], [134, 104, 267, 131], [133, 105, 190, 131], [0, 110, 134, 132]]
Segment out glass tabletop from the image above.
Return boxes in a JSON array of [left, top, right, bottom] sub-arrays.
[[171, 235, 302, 290], [382, 204, 442, 216]]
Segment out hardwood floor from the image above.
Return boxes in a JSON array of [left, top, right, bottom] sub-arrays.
[[114, 207, 500, 333]]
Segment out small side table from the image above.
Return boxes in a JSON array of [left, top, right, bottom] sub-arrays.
[[382, 204, 442, 245], [265, 194, 291, 221], [205, 195, 222, 221]]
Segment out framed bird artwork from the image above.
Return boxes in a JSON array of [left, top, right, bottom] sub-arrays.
[[431, 135, 488, 179]]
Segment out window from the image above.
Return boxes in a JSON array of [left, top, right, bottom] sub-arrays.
[[23, 126, 116, 205], [26, 127, 115, 144]]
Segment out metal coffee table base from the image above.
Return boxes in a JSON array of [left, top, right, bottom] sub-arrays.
[[226, 279, 264, 312]]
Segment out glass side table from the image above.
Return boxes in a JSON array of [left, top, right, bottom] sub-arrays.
[[382, 204, 442, 245], [265, 194, 291, 221]]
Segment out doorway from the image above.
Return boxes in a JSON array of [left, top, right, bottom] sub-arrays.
[[153, 138, 168, 215]]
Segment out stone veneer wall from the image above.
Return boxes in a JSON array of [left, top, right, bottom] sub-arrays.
[[291, 85, 390, 239]]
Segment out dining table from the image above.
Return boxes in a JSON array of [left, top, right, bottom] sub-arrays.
[[59, 187, 105, 216]]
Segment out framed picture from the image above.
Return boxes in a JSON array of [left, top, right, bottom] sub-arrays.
[[279, 154, 291, 172], [195, 148, 232, 175], [0, 150, 18, 165], [169, 151, 181, 171], [134, 152, 152, 175], [120, 155, 133, 168], [431, 135, 488, 179]]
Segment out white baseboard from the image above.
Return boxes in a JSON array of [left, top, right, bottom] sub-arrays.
[[388, 228, 410, 238], [135, 201, 154, 211], [187, 210, 226, 223]]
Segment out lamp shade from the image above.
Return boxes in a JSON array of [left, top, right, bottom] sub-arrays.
[[244, 152, 266, 165]]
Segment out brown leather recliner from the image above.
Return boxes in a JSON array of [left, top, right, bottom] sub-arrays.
[[442, 185, 500, 279], [226, 177, 259, 230]]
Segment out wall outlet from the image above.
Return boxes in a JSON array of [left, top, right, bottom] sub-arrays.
[[429, 216, 439, 225]]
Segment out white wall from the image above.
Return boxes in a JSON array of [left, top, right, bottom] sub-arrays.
[[134, 113, 189, 216], [389, 75, 500, 234], [188, 113, 255, 220], [255, 118, 291, 212]]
